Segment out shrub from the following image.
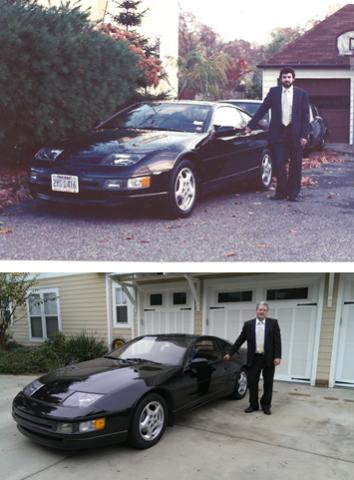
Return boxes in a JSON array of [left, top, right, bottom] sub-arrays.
[[0, 0, 141, 165], [0, 332, 107, 374]]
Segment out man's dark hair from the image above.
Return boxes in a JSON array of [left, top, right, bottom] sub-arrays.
[[279, 66, 295, 78]]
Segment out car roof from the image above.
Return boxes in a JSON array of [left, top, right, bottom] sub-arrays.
[[223, 99, 262, 103]]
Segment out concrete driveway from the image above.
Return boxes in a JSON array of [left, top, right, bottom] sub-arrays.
[[2, 374, 354, 480]]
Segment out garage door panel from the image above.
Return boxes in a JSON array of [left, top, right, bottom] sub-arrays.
[[271, 307, 293, 379], [292, 307, 316, 379], [335, 304, 354, 383]]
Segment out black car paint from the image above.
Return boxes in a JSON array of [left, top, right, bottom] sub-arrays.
[[12, 334, 246, 450], [29, 101, 268, 206]]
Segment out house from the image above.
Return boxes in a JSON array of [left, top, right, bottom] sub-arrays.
[[37, 0, 179, 96], [9, 271, 354, 390], [258, 4, 354, 144]]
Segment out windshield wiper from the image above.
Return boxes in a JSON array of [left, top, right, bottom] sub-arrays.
[[124, 357, 161, 364], [104, 355, 130, 362]]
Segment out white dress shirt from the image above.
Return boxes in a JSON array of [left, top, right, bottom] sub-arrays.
[[255, 318, 265, 354], [282, 85, 293, 126]]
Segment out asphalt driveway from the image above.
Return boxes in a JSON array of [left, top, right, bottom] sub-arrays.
[[2, 374, 354, 480], [1, 146, 354, 261]]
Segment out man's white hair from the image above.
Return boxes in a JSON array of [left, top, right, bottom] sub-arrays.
[[256, 301, 269, 310]]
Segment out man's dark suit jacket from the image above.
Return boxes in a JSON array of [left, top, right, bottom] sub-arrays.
[[248, 86, 310, 146], [229, 318, 282, 367]]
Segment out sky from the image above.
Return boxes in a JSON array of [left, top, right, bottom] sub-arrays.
[[178, 0, 350, 44]]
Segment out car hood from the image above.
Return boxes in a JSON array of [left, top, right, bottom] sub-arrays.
[[49, 128, 205, 164], [30, 357, 180, 405]]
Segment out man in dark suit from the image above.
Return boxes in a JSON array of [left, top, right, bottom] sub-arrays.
[[224, 302, 281, 415], [245, 66, 310, 201]]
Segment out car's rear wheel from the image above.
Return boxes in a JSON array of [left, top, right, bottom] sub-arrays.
[[230, 369, 248, 400], [128, 393, 167, 449], [257, 149, 272, 189], [166, 160, 197, 218]]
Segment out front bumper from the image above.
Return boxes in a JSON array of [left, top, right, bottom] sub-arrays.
[[12, 403, 129, 450], [29, 168, 169, 206]]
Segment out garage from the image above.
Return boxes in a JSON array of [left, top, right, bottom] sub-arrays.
[[333, 273, 354, 386], [204, 274, 323, 384], [295, 79, 350, 143], [139, 282, 194, 335]]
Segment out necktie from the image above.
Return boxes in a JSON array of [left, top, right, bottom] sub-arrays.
[[282, 89, 291, 126], [256, 320, 264, 353]]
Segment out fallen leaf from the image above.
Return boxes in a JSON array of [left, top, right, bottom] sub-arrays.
[[140, 240, 150, 244], [125, 235, 134, 240], [257, 243, 270, 249], [224, 252, 236, 257], [327, 192, 337, 199], [0, 228, 13, 235], [289, 229, 297, 234]]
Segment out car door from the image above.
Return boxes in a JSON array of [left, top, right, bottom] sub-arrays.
[[179, 337, 229, 409], [197, 106, 261, 186]]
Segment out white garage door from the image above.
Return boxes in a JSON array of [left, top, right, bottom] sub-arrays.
[[140, 285, 194, 335], [335, 275, 354, 386], [205, 277, 321, 383]]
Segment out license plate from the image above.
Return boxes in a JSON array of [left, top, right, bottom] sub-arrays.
[[51, 174, 79, 193]]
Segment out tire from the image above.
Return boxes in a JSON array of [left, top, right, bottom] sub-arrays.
[[230, 369, 248, 400], [256, 149, 272, 189], [165, 160, 197, 218], [128, 393, 167, 449]]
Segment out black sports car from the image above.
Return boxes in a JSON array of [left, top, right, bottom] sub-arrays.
[[29, 101, 272, 217], [12, 334, 248, 450], [223, 99, 329, 152]]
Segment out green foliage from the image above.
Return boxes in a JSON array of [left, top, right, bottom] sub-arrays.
[[0, 332, 107, 374], [0, 0, 141, 165], [0, 273, 38, 345], [111, 0, 147, 31]]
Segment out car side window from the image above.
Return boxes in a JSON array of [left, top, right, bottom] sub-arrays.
[[193, 338, 222, 362], [213, 107, 244, 129]]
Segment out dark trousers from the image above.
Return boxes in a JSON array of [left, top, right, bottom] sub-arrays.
[[248, 354, 275, 409], [272, 125, 303, 199]]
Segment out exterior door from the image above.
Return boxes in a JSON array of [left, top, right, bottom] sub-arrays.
[[335, 275, 354, 385], [140, 286, 193, 335]]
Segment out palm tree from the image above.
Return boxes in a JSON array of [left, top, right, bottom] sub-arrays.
[[178, 49, 231, 100]]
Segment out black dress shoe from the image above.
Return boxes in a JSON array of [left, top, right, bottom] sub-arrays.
[[269, 194, 286, 200], [263, 407, 271, 415], [244, 406, 259, 413]]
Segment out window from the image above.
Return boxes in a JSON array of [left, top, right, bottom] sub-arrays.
[[218, 291, 253, 303], [213, 106, 244, 129], [150, 294, 163, 306], [114, 287, 129, 325], [173, 292, 187, 305], [27, 289, 60, 340], [266, 288, 309, 301], [193, 338, 222, 361]]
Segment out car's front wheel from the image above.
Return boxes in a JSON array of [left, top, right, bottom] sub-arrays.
[[128, 393, 167, 449], [257, 149, 273, 189], [230, 369, 248, 400], [166, 160, 197, 218]]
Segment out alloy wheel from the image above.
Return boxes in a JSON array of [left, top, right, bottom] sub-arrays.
[[138, 400, 165, 442], [174, 167, 196, 213], [261, 152, 272, 187]]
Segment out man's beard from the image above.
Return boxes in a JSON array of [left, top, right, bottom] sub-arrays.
[[282, 81, 293, 89]]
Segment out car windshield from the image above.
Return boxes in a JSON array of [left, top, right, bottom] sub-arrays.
[[108, 336, 192, 365], [99, 103, 211, 133], [235, 102, 262, 116]]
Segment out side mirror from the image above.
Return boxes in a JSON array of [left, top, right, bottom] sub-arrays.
[[212, 126, 243, 138]]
